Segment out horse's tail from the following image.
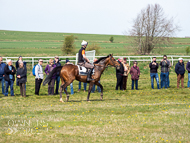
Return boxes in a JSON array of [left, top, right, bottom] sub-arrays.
[[43, 66, 63, 85]]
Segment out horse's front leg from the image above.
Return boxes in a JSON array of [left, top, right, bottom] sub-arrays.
[[87, 82, 94, 102], [95, 81, 103, 100]]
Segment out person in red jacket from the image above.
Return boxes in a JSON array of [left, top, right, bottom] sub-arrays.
[[130, 61, 140, 90]]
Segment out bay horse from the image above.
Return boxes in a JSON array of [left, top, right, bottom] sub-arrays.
[[43, 54, 120, 102]]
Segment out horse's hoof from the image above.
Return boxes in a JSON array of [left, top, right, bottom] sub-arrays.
[[60, 98, 63, 102], [87, 100, 90, 102]]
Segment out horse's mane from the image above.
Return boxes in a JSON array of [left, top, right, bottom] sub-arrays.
[[94, 54, 111, 64]]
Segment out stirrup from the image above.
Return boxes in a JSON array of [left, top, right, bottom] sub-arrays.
[[87, 78, 94, 81]]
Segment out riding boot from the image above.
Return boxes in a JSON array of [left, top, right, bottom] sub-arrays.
[[87, 68, 94, 81]]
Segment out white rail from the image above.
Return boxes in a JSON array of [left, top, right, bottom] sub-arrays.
[[2, 55, 190, 67]]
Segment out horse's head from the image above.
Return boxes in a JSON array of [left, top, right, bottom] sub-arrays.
[[108, 54, 120, 70]]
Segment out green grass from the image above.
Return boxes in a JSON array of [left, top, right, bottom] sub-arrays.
[[0, 64, 190, 142], [1, 30, 190, 57]]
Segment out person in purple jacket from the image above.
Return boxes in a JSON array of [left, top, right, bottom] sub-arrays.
[[130, 61, 140, 90], [44, 59, 56, 95], [186, 60, 190, 88]]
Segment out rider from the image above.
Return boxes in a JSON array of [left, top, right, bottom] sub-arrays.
[[78, 40, 94, 81]]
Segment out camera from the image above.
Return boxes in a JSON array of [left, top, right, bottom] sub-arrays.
[[58, 59, 61, 62]]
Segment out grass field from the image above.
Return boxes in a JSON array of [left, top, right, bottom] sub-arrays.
[[0, 62, 190, 142], [0, 30, 190, 142], [1, 30, 190, 57]]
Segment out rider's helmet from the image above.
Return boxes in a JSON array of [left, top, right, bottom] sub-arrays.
[[81, 40, 88, 46]]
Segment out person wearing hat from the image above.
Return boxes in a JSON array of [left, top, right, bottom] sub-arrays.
[[175, 58, 185, 88], [4, 59, 16, 96], [78, 40, 94, 81], [122, 58, 130, 90], [45, 59, 56, 95], [0, 56, 6, 95], [149, 57, 160, 89], [54, 56, 61, 94], [130, 60, 140, 90], [35, 59, 44, 95], [65, 59, 74, 95], [160, 55, 169, 89], [186, 59, 190, 87]]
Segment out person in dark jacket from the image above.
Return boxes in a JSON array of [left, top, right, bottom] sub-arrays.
[[45, 59, 56, 95], [116, 57, 125, 90], [175, 58, 185, 88], [4, 59, 16, 96], [54, 56, 61, 94], [149, 57, 159, 89], [186, 60, 190, 88], [160, 55, 169, 89], [0, 56, 6, 95], [130, 61, 140, 90], [15, 56, 26, 87], [16, 61, 27, 97]]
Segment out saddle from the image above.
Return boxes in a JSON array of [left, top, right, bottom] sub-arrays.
[[77, 65, 95, 75]]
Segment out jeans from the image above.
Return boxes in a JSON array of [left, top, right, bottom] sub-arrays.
[[65, 83, 74, 95], [91, 81, 101, 93], [160, 72, 168, 89], [55, 76, 60, 94], [188, 73, 190, 88], [78, 81, 87, 91], [167, 72, 170, 87], [131, 80, 138, 90], [0, 76, 5, 95], [150, 73, 159, 89], [5, 80, 14, 96]]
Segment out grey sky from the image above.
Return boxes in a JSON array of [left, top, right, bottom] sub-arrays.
[[0, 0, 189, 37]]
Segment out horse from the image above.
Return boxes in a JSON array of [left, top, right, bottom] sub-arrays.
[[43, 54, 120, 102]]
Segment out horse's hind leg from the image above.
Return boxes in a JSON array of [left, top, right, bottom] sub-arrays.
[[87, 82, 94, 101], [95, 81, 103, 100]]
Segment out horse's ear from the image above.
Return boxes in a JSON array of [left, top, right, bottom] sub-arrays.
[[111, 53, 113, 57]]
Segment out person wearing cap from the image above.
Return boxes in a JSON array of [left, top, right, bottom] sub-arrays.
[[78, 40, 94, 81], [122, 58, 130, 90], [186, 59, 190, 87], [54, 56, 61, 94], [116, 57, 125, 90], [45, 59, 56, 95], [16, 61, 27, 97], [65, 59, 74, 95], [149, 57, 159, 89], [160, 55, 169, 89], [130, 61, 140, 90], [35, 59, 44, 95], [0, 56, 6, 95], [4, 59, 16, 96], [175, 58, 185, 88]]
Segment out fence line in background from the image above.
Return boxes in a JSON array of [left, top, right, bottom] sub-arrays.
[[2, 55, 190, 68]]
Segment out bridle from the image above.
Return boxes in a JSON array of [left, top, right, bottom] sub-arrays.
[[109, 56, 119, 68]]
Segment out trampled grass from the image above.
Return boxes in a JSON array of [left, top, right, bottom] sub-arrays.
[[0, 65, 190, 142]]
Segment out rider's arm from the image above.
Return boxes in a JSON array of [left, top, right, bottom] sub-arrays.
[[82, 54, 90, 63]]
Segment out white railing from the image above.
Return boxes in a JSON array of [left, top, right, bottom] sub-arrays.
[[2, 55, 190, 67]]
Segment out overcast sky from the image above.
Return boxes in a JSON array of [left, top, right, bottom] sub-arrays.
[[0, 0, 189, 37]]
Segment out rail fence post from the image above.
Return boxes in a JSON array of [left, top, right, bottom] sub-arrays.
[[171, 56, 173, 66], [32, 58, 34, 68], [128, 57, 130, 66]]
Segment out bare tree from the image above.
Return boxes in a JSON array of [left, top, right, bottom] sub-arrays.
[[129, 4, 179, 55]]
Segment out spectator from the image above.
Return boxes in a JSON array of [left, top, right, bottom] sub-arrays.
[[116, 57, 125, 90], [4, 59, 16, 96], [35, 59, 43, 95], [54, 56, 61, 94], [16, 61, 27, 97], [160, 55, 169, 89], [166, 56, 171, 87], [122, 58, 130, 90], [78, 81, 87, 92], [130, 61, 140, 90], [175, 58, 185, 88], [92, 58, 101, 93], [0, 56, 6, 95], [45, 59, 56, 95], [15, 56, 26, 70], [149, 57, 159, 89], [65, 59, 74, 95], [186, 60, 190, 88]]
